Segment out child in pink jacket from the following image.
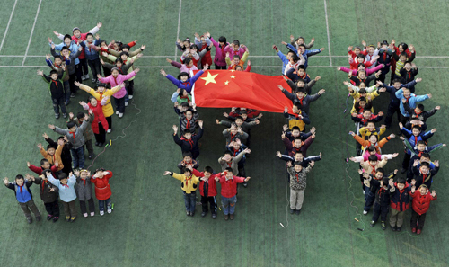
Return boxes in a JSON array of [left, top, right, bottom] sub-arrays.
[[98, 67, 139, 118]]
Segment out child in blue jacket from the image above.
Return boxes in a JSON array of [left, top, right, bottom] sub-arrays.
[[160, 66, 206, 102], [48, 173, 77, 222], [4, 174, 41, 224], [395, 84, 431, 124], [80, 33, 102, 84]]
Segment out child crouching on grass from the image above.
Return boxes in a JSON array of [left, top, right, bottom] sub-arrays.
[[91, 169, 114, 216]]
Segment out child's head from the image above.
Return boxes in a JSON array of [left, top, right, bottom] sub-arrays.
[[398, 43, 408, 52], [396, 178, 406, 190], [354, 46, 362, 55], [286, 50, 295, 60], [297, 65, 305, 76], [366, 121, 375, 131], [49, 70, 58, 80], [97, 83, 107, 93], [415, 104, 424, 114], [54, 55, 62, 66], [367, 45, 375, 54], [120, 51, 129, 61], [182, 152, 192, 163], [66, 121, 77, 132], [59, 173, 68, 184], [218, 36, 226, 46], [121, 44, 130, 52], [15, 174, 24, 186], [356, 54, 365, 63], [358, 82, 366, 90], [185, 110, 193, 120], [184, 58, 193, 68], [80, 169, 89, 179], [288, 53, 299, 64], [199, 35, 207, 46], [374, 167, 384, 180], [180, 102, 189, 112], [368, 134, 378, 144], [381, 177, 389, 189], [294, 161, 303, 172], [235, 65, 244, 71], [64, 34, 72, 46], [182, 129, 192, 139], [358, 97, 367, 108], [392, 79, 402, 89], [357, 64, 366, 73], [203, 166, 214, 178], [100, 40, 108, 47], [179, 88, 189, 98], [232, 140, 242, 150], [420, 153, 430, 163], [111, 67, 120, 77], [358, 70, 366, 79], [419, 162, 429, 173], [296, 37, 305, 45], [224, 167, 234, 179], [41, 169, 51, 180], [85, 33, 93, 42], [234, 116, 244, 127], [178, 72, 189, 82], [417, 140, 427, 151], [47, 145, 56, 156], [115, 58, 124, 68], [402, 87, 411, 98], [88, 95, 98, 106], [94, 168, 105, 178], [368, 155, 378, 165], [298, 44, 305, 54], [412, 125, 421, 136], [295, 87, 305, 99], [363, 110, 372, 120], [366, 146, 376, 155], [291, 126, 301, 138], [232, 55, 241, 65], [232, 40, 240, 50], [293, 137, 302, 148], [295, 78, 305, 87], [381, 40, 389, 49], [399, 52, 407, 62], [358, 88, 366, 98], [72, 27, 81, 38], [40, 158, 50, 169], [241, 111, 248, 121], [223, 151, 233, 162], [113, 41, 122, 50], [189, 44, 198, 53], [404, 61, 412, 71], [294, 151, 304, 162], [182, 38, 190, 48], [292, 103, 301, 114], [418, 184, 428, 195]]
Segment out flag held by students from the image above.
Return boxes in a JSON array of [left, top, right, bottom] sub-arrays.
[[191, 70, 293, 113]]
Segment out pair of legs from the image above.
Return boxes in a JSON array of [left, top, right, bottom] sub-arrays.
[[93, 121, 107, 145], [290, 189, 304, 211], [62, 200, 76, 220], [390, 209, 405, 228], [183, 192, 196, 215], [87, 58, 102, 82], [52, 96, 66, 117], [221, 195, 237, 216], [79, 199, 95, 215], [44, 200, 59, 219], [71, 146, 85, 169], [19, 200, 41, 221], [201, 196, 216, 215]]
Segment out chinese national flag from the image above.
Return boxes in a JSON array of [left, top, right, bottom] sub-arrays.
[[191, 70, 293, 113]]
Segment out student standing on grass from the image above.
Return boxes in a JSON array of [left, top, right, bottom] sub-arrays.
[[163, 167, 200, 217], [410, 184, 436, 235], [47, 172, 77, 222], [4, 174, 41, 224], [30, 170, 60, 223], [188, 165, 218, 219], [91, 169, 114, 216], [74, 169, 95, 218], [37, 69, 68, 120], [286, 161, 314, 215], [215, 167, 251, 220]]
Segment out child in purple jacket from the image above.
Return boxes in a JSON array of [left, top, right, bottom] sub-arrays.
[[209, 33, 229, 69]]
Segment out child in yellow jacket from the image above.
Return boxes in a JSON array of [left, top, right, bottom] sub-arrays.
[[37, 143, 64, 172], [163, 167, 200, 217]]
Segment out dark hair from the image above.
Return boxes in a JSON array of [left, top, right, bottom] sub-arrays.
[[359, 88, 366, 94], [369, 135, 378, 142], [287, 50, 296, 55], [375, 167, 384, 174], [297, 36, 305, 40], [76, 111, 85, 120], [230, 122, 237, 128], [417, 104, 424, 111], [182, 129, 191, 136], [366, 146, 375, 153], [204, 166, 214, 174], [42, 169, 52, 178], [399, 42, 408, 51], [420, 162, 429, 168], [412, 125, 421, 131], [88, 95, 96, 102], [178, 72, 189, 79], [60, 45, 69, 51], [400, 52, 407, 58], [392, 79, 401, 84], [182, 153, 192, 159], [296, 78, 305, 84], [40, 158, 49, 166], [291, 126, 300, 131], [298, 65, 305, 70], [218, 36, 226, 43], [382, 177, 390, 185], [293, 102, 302, 110], [53, 55, 62, 60], [66, 121, 76, 129], [232, 40, 240, 46], [190, 44, 198, 50], [290, 53, 299, 62], [357, 63, 365, 68], [294, 161, 303, 166], [64, 34, 72, 41], [86, 33, 93, 38], [58, 173, 67, 180], [366, 120, 374, 125], [397, 178, 406, 184], [181, 167, 191, 174], [404, 61, 412, 65], [119, 51, 129, 57], [295, 87, 305, 94], [49, 70, 58, 76], [368, 155, 378, 162], [357, 54, 365, 59], [359, 96, 366, 102], [420, 153, 430, 159], [15, 174, 24, 181], [235, 116, 243, 121], [47, 144, 57, 150], [381, 40, 389, 46], [224, 150, 233, 156], [122, 44, 130, 50], [225, 167, 234, 173], [180, 102, 189, 107], [233, 55, 241, 59], [298, 44, 305, 48], [417, 140, 426, 146], [115, 58, 124, 64], [354, 46, 361, 50], [183, 58, 192, 65], [179, 88, 187, 96]]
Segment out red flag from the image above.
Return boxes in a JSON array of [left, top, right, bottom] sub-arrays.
[[191, 70, 293, 113]]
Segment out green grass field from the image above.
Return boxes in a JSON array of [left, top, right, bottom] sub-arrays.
[[0, 0, 448, 266]]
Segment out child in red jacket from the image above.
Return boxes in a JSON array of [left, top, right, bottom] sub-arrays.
[[188, 165, 218, 219], [410, 184, 436, 235], [91, 168, 113, 216]]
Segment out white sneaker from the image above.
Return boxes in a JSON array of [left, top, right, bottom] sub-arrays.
[[128, 95, 133, 100], [85, 74, 90, 79], [83, 213, 88, 218], [116, 110, 119, 115], [119, 113, 123, 118], [92, 78, 96, 83], [107, 208, 112, 214], [100, 210, 104, 216], [125, 102, 129, 107], [107, 129, 111, 133], [363, 210, 368, 215], [363, 190, 365, 195], [90, 212, 95, 217]]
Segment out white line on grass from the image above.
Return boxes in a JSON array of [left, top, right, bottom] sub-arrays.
[[174, 0, 182, 59], [22, 0, 42, 66], [323, 0, 332, 66], [0, 0, 19, 53]]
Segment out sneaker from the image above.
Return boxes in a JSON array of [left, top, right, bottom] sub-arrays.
[[370, 220, 375, 227], [96, 80, 101, 85], [118, 113, 123, 118], [47, 215, 53, 220], [55, 113, 60, 119], [95, 142, 99, 147], [290, 209, 295, 214], [190, 212, 195, 217], [84, 74, 90, 80], [90, 212, 95, 217], [27, 218, 32, 224], [70, 217, 76, 222], [295, 209, 301, 215], [363, 210, 368, 215], [212, 213, 217, 219], [65, 216, 70, 222], [116, 110, 119, 115], [107, 129, 111, 133], [98, 143, 104, 147], [363, 190, 365, 195], [397, 227, 401, 232], [125, 102, 129, 107], [381, 221, 386, 230], [128, 95, 133, 100], [70, 93, 76, 98], [230, 214, 234, 220], [88, 155, 93, 159], [53, 217, 58, 223], [83, 213, 88, 218], [81, 75, 87, 80], [62, 113, 67, 119], [224, 215, 229, 220], [92, 78, 96, 83], [201, 212, 207, 217], [411, 227, 417, 233], [392, 226, 397, 232], [36, 216, 41, 222], [107, 208, 112, 214], [242, 182, 248, 188], [100, 210, 104, 216], [417, 229, 422, 235], [186, 210, 190, 216]]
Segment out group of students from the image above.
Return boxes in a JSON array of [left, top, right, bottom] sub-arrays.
[[344, 40, 443, 235], [3, 23, 145, 224]]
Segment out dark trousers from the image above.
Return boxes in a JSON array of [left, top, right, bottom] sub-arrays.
[[400, 114, 409, 125], [71, 146, 85, 169], [52, 96, 66, 114], [215, 65, 227, 70], [19, 200, 40, 219], [68, 73, 78, 94], [102, 65, 111, 77], [114, 97, 126, 114], [75, 64, 83, 82], [127, 80, 134, 96], [64, 81, 70, 102], [183, 192, 196, 213], [79, 58, 89, 76], [364, 187, 375, 211], [106, 116, 112, 130], [384, 102, 401, 128], [87, 58, 102, 80], [44, 200, 59, 218], [62, 200, 76, 218], [79, 199, 95, 214], [372, 202, 389, 222], [410, 209, 427, 229], [201, 195, 216, 213], [402, 153, 411, 170], [94, 122, 106, 144], [85, 139, 93, 156], [98, 198, 111, 211]]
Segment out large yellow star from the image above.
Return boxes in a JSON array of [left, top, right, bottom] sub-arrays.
[[200, 72, 218, 85]]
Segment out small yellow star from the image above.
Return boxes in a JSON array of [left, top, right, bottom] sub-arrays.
[[230, 69, 235, 72], [200, 72, 218, 85], [230, 75, 235, 79], [224, 80, 229, 85]]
